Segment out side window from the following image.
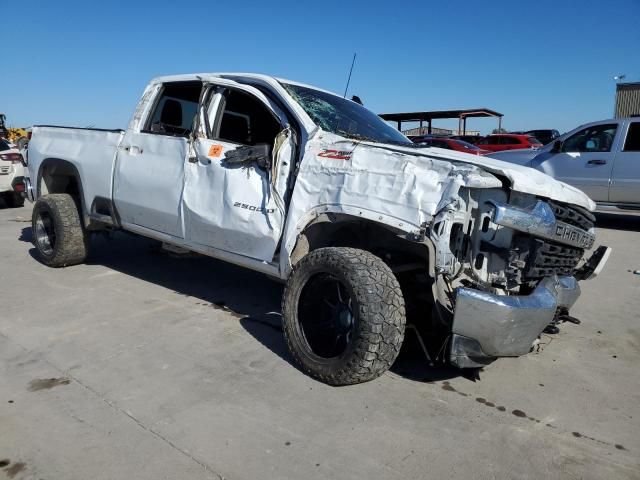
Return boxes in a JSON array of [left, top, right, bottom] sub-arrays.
[[433, 140, 450, 149], [623, 122, 640, 151], [146, 82, 202, 137], [488, 136, 502, 145], [500, 136, 515, 145], [562, 124, 618, 153], [212, 89, 281, 146]]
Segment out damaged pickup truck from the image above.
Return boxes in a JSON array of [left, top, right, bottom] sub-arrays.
[[24, 73, 610, 385]]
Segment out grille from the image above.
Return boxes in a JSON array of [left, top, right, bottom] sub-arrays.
[[523, 238, 583, 279], [548, 200, 595, 231]]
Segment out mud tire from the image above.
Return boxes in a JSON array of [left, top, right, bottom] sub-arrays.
[[32, 194, 87, 267], [283, 247, 406, 385]]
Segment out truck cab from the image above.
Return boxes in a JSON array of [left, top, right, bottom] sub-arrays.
[[490, 118, 640, 209]]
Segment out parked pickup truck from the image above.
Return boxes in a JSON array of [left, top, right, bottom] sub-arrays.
[[24, 73, 610, 385], [489, 118, 640, 210]]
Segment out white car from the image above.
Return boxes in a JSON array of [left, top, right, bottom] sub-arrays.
[[0, 138, 26, 208], [489, 118, 640, 210]]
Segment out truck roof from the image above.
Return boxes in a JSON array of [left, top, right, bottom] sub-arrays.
[[147, 73, 341, 98]]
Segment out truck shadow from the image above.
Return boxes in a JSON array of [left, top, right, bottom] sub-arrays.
[[22, 228, 467, 384], [595, 212, 640, 232]]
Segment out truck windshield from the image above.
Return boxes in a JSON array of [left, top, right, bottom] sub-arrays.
[[281, 83, 412, 145]]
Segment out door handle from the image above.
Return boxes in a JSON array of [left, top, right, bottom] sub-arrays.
[[122, 145, 143, 155], [587, 159, 607, 165], [189, 157, 210, 165]]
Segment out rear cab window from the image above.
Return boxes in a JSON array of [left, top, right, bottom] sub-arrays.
[[145, 81, 203, 137]]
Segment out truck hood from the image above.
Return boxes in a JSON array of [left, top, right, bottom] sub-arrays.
[[346, 140, 595, 212]]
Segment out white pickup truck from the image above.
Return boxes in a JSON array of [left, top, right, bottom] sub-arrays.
[[489, 118, 640, 210], [24, 73, 610, 385]]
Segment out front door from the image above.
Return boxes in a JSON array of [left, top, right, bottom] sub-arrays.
[[114, 81, 202, 238], [531, 123, 619, 202], [182, 84, 294, 261]]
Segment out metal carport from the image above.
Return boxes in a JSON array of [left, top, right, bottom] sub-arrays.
[[379, 108, 504, 135]]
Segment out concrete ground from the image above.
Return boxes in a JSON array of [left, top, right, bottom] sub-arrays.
[[0, 202, 638, 480]]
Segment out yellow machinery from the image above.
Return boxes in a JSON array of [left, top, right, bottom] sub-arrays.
[[0, 113, 29, 149]]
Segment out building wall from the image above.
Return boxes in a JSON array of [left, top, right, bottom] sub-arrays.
[[615, 82, 640, 118]]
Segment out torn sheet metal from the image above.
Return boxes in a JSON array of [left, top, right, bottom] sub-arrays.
[[280, 131, 503, 268]]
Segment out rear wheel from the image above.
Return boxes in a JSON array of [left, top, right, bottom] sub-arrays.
[[32, 194, 88, 267], [282, 247, 406, 385]]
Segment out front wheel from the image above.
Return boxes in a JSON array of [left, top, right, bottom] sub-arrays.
[[32, 194, 88, 267], [282, 247, 406, 385]]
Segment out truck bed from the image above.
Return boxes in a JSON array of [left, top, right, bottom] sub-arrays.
[[28, 125, 125, 219]]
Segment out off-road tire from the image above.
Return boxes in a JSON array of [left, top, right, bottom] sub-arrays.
[[32, 194, 87, 267], [282, 247, 406, 385], [4, 192, 24, 208]]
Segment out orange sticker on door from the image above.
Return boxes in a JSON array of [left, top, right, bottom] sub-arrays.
[[208, 144, 224, 157]]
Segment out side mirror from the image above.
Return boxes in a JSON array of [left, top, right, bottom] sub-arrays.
[[550, 140, 563, 153], [223, 144, 271, 170]]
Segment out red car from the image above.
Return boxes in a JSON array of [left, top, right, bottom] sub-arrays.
[[475, 134, 543, 152], [413, 136, 490, 156]]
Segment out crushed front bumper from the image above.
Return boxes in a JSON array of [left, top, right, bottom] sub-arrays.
[[450, 275, 581, 368]]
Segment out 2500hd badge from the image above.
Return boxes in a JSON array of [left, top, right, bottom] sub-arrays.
[[233, 201, 276, 214]]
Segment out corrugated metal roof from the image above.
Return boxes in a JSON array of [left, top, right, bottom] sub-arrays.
[[615, 82, 640, 118]]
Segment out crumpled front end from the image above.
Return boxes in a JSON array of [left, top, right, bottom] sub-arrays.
[[450, 276, 581, 367], [428, 190, 610, 368]]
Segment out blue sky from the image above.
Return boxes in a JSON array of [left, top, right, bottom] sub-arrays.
[[2, 0, 638, 134]]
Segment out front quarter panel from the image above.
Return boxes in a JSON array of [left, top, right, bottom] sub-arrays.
[[279, 134, 503, 276]]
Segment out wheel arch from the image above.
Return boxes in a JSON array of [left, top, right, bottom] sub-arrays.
[[281, 205, 435, 279], [37, 158, 87, 224]]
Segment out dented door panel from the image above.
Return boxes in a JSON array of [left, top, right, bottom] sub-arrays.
[[183, 138, 284, 261]]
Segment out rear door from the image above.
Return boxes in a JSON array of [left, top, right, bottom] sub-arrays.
[[609, 120, 640, 204], [532, 123, 619, 202], [114, 81, 203, 237], [182, 81, 294, 261]]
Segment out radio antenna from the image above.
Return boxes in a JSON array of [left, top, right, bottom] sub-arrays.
[[343, 53, 357, 98]]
